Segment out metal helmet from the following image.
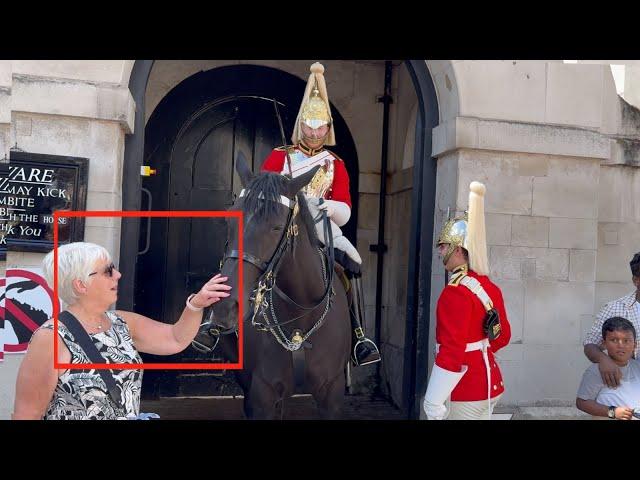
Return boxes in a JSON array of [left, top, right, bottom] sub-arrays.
[[301, 86, 331, 129], [437, 212, 469, 266], [437, 181, 489, 275], [292, 62, 336, 146]]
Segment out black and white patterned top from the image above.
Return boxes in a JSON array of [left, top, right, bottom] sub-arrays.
[[38, 310, 143, 420]]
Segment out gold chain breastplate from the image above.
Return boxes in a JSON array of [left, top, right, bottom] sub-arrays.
[[286, 148, 335, 198]]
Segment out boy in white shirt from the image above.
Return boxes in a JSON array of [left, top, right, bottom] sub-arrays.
[[577, 316, 640, 420]]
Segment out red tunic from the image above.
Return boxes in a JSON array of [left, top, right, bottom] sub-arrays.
[[261, 146, 352, 209], [435, 269, 512, 401]]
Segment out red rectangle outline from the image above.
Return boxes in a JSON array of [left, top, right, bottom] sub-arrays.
[[53, 210, 243, 370]]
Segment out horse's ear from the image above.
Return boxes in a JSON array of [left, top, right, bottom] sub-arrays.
[[236, 151, 254, 187], [286, 165, 321, 198]]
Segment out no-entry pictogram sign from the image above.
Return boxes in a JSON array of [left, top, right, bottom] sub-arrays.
[[4, 267, 60, 353]]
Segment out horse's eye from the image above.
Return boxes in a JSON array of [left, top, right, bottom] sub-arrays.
[[272, 225, 283, 231]]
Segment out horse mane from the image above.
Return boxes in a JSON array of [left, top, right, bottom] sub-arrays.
[[243, 172, 320, 249], [243, 173, 288, 221]]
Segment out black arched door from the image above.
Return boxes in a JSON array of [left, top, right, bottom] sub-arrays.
[[134, 65, 359, 397], [164, 96, 288, 335]]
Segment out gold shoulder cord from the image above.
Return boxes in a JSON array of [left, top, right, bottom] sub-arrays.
[[448, 264, 469, 287]]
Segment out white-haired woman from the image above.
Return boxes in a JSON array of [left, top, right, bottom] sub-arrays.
[[12, 241, 231, 420]]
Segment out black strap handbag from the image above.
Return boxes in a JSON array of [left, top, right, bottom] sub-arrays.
[[58, 311, 123, 407]]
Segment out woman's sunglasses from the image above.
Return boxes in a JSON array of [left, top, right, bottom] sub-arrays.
[[89, 263, 117, 278]]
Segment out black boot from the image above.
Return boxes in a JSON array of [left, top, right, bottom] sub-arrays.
[[191, 322, 220, 355], [348, 275, 381, 366], [191, 309, 221, 355]]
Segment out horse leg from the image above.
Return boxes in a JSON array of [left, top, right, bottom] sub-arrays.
[[276, 398, 286, 420], [312, 371, 346, 420], [232, 370, 252, 419], [246, 374, 281, 420]]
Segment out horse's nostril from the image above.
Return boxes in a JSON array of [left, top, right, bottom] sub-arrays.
[[212, 299, 239, 328]]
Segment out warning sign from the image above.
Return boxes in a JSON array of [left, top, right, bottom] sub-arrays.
[[0, 277, 6, 361], [3, 267, 61, 354]]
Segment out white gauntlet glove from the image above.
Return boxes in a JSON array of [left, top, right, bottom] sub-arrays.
[[423, 399, 448, 420], [307, 197, 351, 227], [423, 364, 467, 420]]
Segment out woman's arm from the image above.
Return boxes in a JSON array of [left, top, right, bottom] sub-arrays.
[[118, 274, 231, 355], [12, 328, 61, 420]]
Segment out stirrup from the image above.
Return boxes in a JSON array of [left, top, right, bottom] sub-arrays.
[[191, 324, 220, 355], [191, 335, 219, 355], [352, 338, 382, 366]]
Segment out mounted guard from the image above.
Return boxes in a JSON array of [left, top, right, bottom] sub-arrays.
[[261, 62, 380, 366]]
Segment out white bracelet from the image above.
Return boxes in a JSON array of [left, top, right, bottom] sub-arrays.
[[186, 294, 204, 312]]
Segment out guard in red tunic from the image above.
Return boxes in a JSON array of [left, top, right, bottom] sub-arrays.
[[423, 182, 512, 420], [261, 62, 380, 367]]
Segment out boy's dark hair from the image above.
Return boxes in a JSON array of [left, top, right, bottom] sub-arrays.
[[602, 316, 636, 341], [631, 252, 640, 277]]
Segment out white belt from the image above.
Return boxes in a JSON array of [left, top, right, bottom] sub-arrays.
[[465, 339, 489, 352], [435, 338, 488, 353], [436, 338, 493, 420]]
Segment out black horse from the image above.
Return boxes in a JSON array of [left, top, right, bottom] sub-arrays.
[[202, 155, 351, 419]]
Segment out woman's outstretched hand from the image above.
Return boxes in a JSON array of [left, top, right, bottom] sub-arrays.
[[190, 274, 231, 309]]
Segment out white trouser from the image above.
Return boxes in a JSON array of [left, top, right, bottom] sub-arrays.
[[448, 394, 503, 420], [306, 198, 362, 264], [434, 338, 495, 420]]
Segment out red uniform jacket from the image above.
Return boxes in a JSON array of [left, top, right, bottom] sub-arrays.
[[435, 269, 512, 401], [261, 146, 352, 209]]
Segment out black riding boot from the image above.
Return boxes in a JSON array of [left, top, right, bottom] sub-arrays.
[[349, 276, 381, 366], [191, 310, 221, 355]]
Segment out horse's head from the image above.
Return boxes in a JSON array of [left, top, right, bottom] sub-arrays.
[[210, 152, 321, 332]]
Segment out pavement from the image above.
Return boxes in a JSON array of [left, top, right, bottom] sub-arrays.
[[140, 395, 595, 420]]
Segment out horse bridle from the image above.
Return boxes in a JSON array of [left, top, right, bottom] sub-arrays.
[[223, 188, 299, 288], [221, 189, 335, 349], [192, 190, 295, 355]]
